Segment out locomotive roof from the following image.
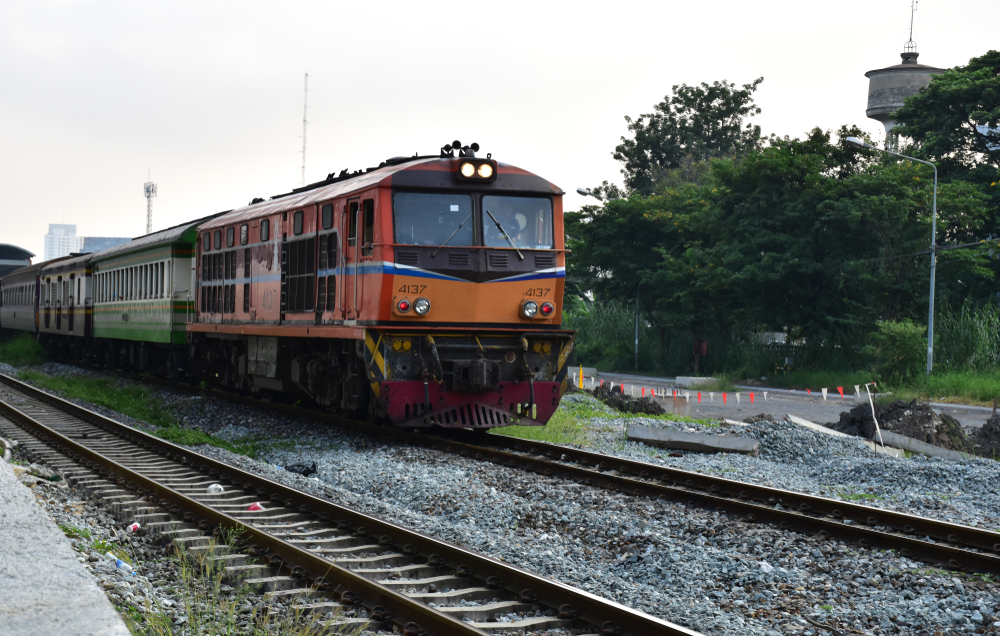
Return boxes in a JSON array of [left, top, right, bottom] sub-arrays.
[[199, 157, 563, 231], [89, 211, 230, 261]]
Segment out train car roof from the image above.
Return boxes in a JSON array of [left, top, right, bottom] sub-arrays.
[[89, 211, 230, 261], [199, 156, 563, 231], [39, 252, 94, 275], [1, 255, 75, 284]]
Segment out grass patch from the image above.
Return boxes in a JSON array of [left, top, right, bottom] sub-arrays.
[[18, 369, 177, 429], [16, 369, 285, 459], [492, 391, 719, 446], [60, 524, 92, 540], [0, 333, 46, 367], [836, 490, 881, 502], [891, 370, 1000, 406]]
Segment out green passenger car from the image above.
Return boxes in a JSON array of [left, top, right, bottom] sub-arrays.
[[91, 214, 224, 348]]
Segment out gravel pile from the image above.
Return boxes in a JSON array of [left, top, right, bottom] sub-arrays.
[[11, 365, 1000, 634]]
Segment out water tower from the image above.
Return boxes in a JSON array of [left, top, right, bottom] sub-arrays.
[[864, 2, 944, 150]]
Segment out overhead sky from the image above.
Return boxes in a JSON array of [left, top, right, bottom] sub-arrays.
[[2, 1, 995, 259]]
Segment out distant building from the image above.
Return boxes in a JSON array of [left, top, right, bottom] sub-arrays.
[[0, 244, 34, 277], [81, 237, 131, 253], [43, 224, 83, 261]]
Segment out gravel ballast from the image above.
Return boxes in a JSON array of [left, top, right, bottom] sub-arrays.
[[8, 364, 1000, 634]]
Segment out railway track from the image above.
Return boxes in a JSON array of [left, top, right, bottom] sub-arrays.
[[152, 373, 1000, 577], [0, 372, 694, 636]]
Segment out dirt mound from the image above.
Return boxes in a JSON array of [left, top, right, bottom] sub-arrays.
[[743, 413, 779, 424], [975, 414, 1000, 458], [588, 383, 665, 416], [830, 400, 974, 453]]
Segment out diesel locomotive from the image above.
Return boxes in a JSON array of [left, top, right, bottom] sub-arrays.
[[0, 142, 574, 429]]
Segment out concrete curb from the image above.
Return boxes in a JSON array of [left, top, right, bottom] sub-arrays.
[[0, 460, 130, 636], [627, 423, 760, 456]]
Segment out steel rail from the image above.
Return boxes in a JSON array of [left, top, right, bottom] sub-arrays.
[[0, 373, 696, 636]]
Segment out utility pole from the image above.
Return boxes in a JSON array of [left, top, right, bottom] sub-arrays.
[[301, 73, 309, 187], [144, 169, 157, 235]]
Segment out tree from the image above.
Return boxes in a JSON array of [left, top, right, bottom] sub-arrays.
[[894, 50, 1000, 180], [612, 78, 764, 195]]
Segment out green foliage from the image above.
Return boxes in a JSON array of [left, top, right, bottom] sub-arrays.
[[935, 299, 1000, 372], [17, 370, 177, 428], [895, 370, 1000, 405], [862, 320, 927, 383], [894, 50, 1000, 178], [0, 334, 46, 367], [60, 524, 92, 540], [612, 78, 764, 195]]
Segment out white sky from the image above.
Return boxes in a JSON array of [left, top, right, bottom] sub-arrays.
[[2, 1, 995, 259]]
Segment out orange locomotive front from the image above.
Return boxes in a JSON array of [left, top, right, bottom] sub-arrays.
[[187, 142, 573, 428]]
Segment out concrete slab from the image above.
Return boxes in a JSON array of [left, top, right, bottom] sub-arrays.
[[627, 423, 760, 456], [0, 460, 130, 636]]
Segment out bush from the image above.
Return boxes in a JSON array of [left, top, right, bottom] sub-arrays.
[[0, 333, 46, 367], [935, 299, 1000, 373], [862, 319, 926, 383]]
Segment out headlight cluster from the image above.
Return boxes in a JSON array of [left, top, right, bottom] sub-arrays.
[[521, 301, 555, 319], [397, 297, 431, 316], [455, 159, 497, 182]]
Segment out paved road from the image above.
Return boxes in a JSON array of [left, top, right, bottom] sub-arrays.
[[591, 372, 995, 430]]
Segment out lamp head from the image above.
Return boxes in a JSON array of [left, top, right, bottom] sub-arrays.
[[845, 136, 874, 150]]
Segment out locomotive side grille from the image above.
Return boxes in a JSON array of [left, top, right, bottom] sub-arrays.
[[396, 249, 419, 266], [487, 252, 509, 270], [447, 251, 471, 268], [533, 253, 556, 268]]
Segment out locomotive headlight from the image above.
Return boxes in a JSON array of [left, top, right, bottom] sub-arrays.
[[414, 297, 431, 315], [522, 300, 538, 318], [477, 163, 493, 179], [460, 162, 476, 178]]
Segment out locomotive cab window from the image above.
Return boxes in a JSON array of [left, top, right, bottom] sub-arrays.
[[203, 232, 210, 251], [321, 203, 333, 229], [240, 224, 248, 245], [260, 219, 270, 242], [392, 192, 473, 247], [293, 210, 304, 235], [482, 195, 554, 249], [213, 230, 222, 250], [348, 201, 359, 247], [362, 199, 375, 256]]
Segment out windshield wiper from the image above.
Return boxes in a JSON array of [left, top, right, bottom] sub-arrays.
[[431, 212, 472, 257], [485, 210, 524, 260]]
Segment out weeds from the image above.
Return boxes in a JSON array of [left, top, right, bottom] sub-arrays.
[[125, 527, 364, 636], [60, 524, 92, 540], [0, 333, 46, 367]]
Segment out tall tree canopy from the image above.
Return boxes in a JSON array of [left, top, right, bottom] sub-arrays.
[[612, 78, 764, 195], [894, 50, 1000, 180]]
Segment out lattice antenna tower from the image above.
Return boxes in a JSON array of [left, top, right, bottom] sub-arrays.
[[301, 73, 309, 186], [904, 0, 918, 53], [143, 169, 157, 235]]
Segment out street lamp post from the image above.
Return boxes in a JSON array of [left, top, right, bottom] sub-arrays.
[[578, 188, 641, 371], [844, 137, 938, 376]]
